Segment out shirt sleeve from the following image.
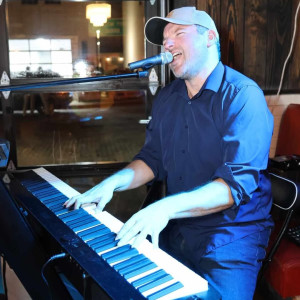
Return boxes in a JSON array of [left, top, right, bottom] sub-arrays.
[[133, 94, 166, 182], [212, 85, 273, 208]]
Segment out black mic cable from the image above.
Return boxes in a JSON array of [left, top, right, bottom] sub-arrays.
[[41, 252, 68, 300]]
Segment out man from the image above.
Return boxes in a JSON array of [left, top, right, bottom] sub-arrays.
[[65, 7, 274, 300]]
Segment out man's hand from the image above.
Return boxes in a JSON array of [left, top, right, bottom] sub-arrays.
[[64, 178, 116, 211], [116, 201, 170, 248]]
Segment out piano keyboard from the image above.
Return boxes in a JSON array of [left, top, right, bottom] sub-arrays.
[[20, 167, 208, 300]]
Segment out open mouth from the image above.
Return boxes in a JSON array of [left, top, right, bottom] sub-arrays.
[[173, 52, 181, 58], [172, 52, 182, 61]]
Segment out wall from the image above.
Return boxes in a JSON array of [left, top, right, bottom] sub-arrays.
[[267, 94, 300, 157], [171, 0, 300, 93]]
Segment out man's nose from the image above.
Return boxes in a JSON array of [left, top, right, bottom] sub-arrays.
[[163, 38, 174, 50]]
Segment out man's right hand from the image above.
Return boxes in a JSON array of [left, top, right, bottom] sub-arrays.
[[64, 160, 154, 211]]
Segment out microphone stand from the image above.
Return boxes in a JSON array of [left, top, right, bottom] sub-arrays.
[[0, 70, 149, 92]]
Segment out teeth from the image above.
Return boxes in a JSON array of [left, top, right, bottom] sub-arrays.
[[173, 52, 181, 58]]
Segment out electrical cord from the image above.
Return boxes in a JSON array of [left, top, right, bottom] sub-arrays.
[[41, 253, 68, 300], [277, 0, 300, 96]]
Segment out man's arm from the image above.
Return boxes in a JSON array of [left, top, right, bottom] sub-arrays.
[[117, 178, 234, 247], [167, 178, 234, 218], [64, 159, 154, 210], [116, 160, 155, 190]]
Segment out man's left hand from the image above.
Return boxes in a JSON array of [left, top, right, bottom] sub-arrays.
[[116, 201, 170, 248]]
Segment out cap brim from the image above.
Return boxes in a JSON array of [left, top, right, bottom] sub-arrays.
[[145, 16, 195, 46]]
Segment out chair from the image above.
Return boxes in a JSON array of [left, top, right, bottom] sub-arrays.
[[258, 172, 300, 295], [276, 104, 300, 157]]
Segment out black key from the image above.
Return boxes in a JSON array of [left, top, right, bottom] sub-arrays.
[[132, 269, 168, 288], [27, 182, 52, 192], [47, 200, 66, 210], [39, 193, 65, 202], [43, 195, 67, 206], [123, 262, 157, 280], [77, 224, 107, 239], [22, 180, 46, 189], [119, 258, 150, 275], [113, 254, 147, 271], [138, 274, 173, 293], [72, 219, 100, 232], [67, 216, 96, 228], [102, 245, 131, 260], [81, 227, 111, 242], [87, 232, 116, 247], [94, 240, 118, 253], [106, 248, 139, 264], [147, 282, 184, 300], [53, 207, 70, 215], [33, 188, 58, 197], [59, 209, 88, 222], [44, 198, 66, 208], [66, 214, 93, 227]]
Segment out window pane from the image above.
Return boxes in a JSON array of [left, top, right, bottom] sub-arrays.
[[9, 39, 29, 51], [30, 51, 51, 64], [29, 39, 51, 51], [52, 64, 73, 77], [10, 51, 30, 64], [51, 51, 72, 64], [51, 39, 71, 50]]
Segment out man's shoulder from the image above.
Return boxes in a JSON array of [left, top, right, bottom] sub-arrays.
[[223, 65, 261, 92]]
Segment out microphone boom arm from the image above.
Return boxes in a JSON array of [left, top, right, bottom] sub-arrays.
[[0, 71, 149, 92]]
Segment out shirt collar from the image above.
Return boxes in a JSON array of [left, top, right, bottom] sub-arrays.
[[202, 61, 224, 93], [174, 62, 225, 98]]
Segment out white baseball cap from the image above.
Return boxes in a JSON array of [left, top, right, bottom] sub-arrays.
[[145, 6, 219, 45]]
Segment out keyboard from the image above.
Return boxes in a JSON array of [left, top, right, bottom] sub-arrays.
[[20, 167, 208, 300]]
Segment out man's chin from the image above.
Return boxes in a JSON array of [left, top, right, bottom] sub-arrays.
[[170, 67, 184, 79]]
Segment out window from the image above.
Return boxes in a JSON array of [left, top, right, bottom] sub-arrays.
[[9, 38, 73, 78]]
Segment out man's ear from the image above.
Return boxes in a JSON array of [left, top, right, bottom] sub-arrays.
[[207, 30, 217, 47]]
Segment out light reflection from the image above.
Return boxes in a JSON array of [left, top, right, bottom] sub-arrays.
[[74, 60, 88, 77]]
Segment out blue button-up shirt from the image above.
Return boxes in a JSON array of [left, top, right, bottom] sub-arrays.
[[134, 62, 274, 259]]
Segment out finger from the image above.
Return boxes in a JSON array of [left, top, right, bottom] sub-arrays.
[[132, 230, 148, 249], [74, 199, 82, 210], [116, 217, 138, 240], [95, 197, 109, 212], [117, 225, 142, 247], [151, 232, 159, 249], [64, 197, 76, 208], [95, 201, 104, 212]]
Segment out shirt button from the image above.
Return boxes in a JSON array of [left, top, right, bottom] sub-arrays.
[[185, 125, 188, 129], [188, 101, 191, 104], [182, 150, 185, 154], [179, 176, 182, 180]]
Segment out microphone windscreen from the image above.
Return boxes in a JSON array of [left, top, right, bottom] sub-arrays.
[[161, 52, 173, 64]]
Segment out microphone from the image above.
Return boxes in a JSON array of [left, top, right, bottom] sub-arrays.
[[128, 52, 173, 70]]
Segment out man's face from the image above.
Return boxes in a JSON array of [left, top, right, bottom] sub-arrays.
[[163, 23, 208, 80]]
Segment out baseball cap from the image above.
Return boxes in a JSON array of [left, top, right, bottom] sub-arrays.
[[144, 6, 219, 46]]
